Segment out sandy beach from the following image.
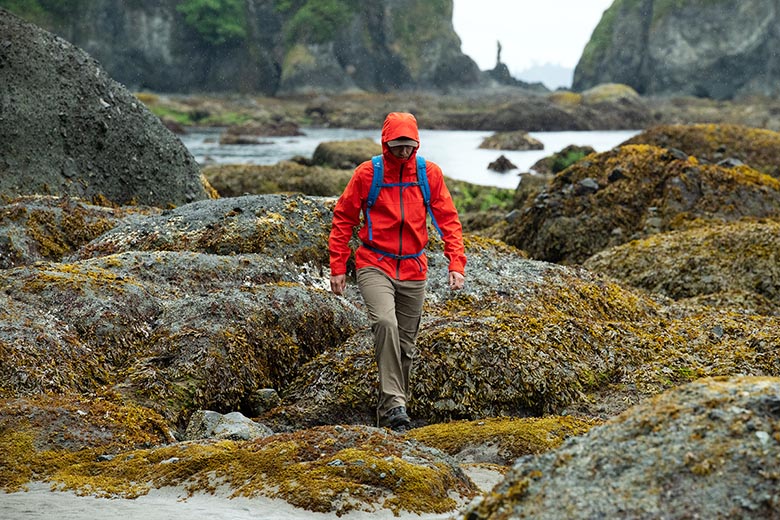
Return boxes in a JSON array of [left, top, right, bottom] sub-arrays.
[[1, 467, 501, 520]]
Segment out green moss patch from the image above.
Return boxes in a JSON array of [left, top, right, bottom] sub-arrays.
[[408, 416, 601, 465]]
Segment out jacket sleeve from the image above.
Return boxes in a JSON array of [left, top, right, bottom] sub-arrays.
[[329, 167, 366, 276], [427, 162, 467, 274]]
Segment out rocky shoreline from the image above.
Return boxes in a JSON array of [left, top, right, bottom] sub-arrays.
[[3, 7, 780, 518]]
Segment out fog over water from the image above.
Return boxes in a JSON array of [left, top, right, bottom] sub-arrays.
[[181, 128, 639, 190]]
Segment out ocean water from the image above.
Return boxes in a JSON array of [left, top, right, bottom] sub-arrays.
[[180, 127, 640, 190]]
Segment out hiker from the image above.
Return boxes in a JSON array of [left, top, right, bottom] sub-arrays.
[[328, 112, 466, 432]]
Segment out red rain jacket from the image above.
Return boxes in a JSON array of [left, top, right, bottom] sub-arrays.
[[329, 112, 466, 281]]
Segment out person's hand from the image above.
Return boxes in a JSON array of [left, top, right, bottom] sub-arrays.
[[330, 274, 347, 295], [448, 271, 465, 290]]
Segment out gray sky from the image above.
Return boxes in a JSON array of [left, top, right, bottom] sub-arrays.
[[452, 0, 614, 74]]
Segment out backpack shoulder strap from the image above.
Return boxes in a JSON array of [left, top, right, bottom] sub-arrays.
[[416, 155, 431, 205], [416, 155, 444, 238], [367, 155, 383, 208]]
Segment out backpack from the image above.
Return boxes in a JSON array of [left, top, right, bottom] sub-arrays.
[[363, 154, 444, 260]]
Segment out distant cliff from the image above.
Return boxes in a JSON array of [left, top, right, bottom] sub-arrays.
[[0, 0, 482, 95], [573, 0, 780, 100]]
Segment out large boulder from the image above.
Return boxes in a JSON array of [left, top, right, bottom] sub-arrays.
[[0, 8, 209, 206], [503, 144, 780, 264], [463, 376, 780, 519]]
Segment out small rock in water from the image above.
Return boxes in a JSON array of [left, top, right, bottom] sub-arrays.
[[488, 155, 517, 173]]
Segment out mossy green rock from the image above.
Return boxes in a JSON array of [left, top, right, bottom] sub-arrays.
[[203, 161, 353, 198], [311, 139, 381, 169]]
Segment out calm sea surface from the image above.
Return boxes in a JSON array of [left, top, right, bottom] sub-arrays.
[[181, 128, 640, 190]]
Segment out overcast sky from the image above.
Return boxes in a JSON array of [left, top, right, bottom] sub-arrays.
[[452, 0, 614, 77]]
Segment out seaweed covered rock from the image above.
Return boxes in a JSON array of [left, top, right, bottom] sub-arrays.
[[462, 376, 780, 519], [0, 394, 175, 455], [72, 194, 333, 266], [623, 123, 780, 178], [503, 144, 780, 264], [202, 161, 353, 198], [311, 139, 381, 169], [267, 232, 780, 430], [0, 9, 208, 206], [1, 423, 477, 517], [0, 250, 366, 428], [0, 196, 157, 269], [584, 219, 780, 314], [263, 247, 669, 429]]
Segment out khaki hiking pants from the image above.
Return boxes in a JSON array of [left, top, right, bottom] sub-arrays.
[[357, 267, 426, 423]]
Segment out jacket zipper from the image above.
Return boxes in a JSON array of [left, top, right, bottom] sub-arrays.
[[396, 163, 405, 279]]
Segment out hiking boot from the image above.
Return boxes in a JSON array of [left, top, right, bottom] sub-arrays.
[[378, 406, 411, 432]]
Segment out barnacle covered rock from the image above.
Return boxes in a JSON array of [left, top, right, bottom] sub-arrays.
[[72, 193, 333, 266], [462, 376, 780, 519], [584, 219, 780, 313], [503, 144, 780, 263], [623, 123, 780, 178]]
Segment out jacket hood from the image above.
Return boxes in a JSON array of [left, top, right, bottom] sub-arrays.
[[381, 112, 420, 171]]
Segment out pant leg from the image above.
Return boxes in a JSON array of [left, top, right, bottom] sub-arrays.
[[357, 267, 427, 420], [357, 268, 403, 417], [393, 278, 426, 401]]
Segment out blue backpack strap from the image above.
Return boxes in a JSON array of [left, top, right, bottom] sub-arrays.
[[366, 155, 384, 241], [416, 156, 444, 238]]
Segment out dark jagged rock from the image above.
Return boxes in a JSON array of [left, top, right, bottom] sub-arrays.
[[487, 155, 517, 173], [462, 376, 780, 519], [573, 0, 780, 99], [0, 9, 209, 206], [503, 144, 780, 264]]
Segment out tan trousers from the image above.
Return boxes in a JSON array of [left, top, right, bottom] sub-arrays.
[[357, 267, 426, 420]]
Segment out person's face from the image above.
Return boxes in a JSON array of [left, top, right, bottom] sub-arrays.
[[389, 145, 415, 159]]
